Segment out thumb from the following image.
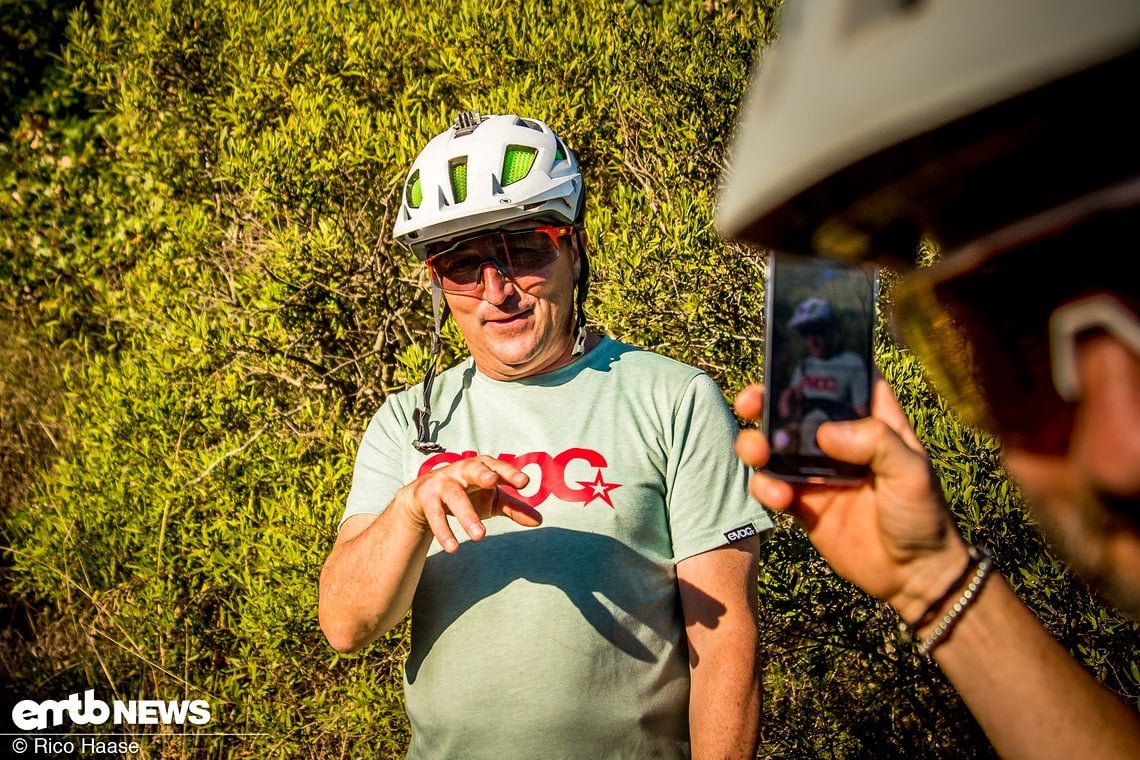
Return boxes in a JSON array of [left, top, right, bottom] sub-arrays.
[[817, 417, 922, 479], [491, 488, 543, 528]]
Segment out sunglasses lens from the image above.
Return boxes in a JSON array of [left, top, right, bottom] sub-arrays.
[[502, 230, 562, 275], [432, 252, 487, 291], [428, 228, 568, 294], [895, 253, 1076, 454], [893, 196, 1140, 454]]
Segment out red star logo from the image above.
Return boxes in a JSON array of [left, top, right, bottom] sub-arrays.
[[576, 469, 621, 508]]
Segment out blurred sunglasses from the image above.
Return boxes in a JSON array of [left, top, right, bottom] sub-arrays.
[[425, 225, 576, 294], [892, 180, 1140, 454]]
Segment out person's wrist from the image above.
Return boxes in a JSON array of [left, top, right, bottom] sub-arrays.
[[887, 540, 973, 628], [391, 485, 433, 537], [913, 546, 994, 654]]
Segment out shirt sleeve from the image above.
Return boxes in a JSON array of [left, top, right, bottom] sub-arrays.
[[340, 396, 413, 530], [665, 373, 774, 561]]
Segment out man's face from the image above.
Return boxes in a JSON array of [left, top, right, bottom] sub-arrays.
[[439, 222, 580, 381], [1004, 332, 1140, 620], [801, 328, 830, 359], [891, 214, 1140, 619]]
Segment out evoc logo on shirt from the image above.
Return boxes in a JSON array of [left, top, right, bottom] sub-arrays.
[[724, 524, 757, 542], [802, 375, 840, 393], [419, 448, 622, 508]]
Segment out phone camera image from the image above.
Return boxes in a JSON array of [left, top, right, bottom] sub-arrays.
[[762, 252, 879, 484]]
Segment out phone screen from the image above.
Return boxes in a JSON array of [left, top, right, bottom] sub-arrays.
[[762, 252, 879, 484]]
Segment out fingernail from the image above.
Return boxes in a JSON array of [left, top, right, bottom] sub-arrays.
[[468, 522, 485, 540]]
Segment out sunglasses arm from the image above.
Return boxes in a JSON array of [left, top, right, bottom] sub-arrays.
[[1049, 295, 1140, 402]]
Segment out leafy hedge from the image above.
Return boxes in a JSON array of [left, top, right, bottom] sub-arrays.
[[1, 1, 1136, 758]]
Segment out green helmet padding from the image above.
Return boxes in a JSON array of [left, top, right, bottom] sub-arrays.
[[449, 159, 468, 203], [502, 145, 537, 186], [407, 171, 422, 209]]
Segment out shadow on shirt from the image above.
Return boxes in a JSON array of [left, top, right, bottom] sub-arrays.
[[404, 526, 725, 684]]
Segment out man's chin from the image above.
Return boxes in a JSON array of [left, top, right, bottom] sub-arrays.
[[480, 342, 570, 380], [1095, 492, 1140, 621], [1033, 487, 1140, 622], [487, 340, 540, 368]]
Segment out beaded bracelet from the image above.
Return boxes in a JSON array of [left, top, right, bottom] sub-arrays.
[[903, 549, 979, 632], [917, 547, 994, 656]]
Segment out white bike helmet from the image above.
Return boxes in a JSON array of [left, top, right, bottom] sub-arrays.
[[394, 112, 584, 259], [788, 297, 834, 330], [716, 0, 1140, 266], [395, 112, 590, 452]]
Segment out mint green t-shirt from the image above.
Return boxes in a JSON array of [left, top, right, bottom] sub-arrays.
[[342, 336, 772, 759]]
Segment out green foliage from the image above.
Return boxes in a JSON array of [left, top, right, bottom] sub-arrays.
[[0, 0, 85, 131], [1, 1, 1136, 758]]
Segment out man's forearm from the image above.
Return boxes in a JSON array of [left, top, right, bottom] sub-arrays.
[[318, 505, 433, 652], [688, 617, 762, 759], [931, 573, 1140, 760], [680, 540, 764, 759]]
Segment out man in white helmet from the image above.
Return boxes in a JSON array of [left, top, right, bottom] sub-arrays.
[[319, 112, 772, 759], [774, 297, 870, 455], [718, 1, 1140, 757]]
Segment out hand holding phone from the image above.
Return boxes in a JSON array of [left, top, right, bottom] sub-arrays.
[[763, 252, 879, 484]]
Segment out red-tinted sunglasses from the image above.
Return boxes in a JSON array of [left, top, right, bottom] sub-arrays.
[[425, 226, 576, 294]]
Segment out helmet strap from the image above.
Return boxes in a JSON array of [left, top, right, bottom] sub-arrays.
[[571, 231, 590, 357], [413, 283, 450, 453]]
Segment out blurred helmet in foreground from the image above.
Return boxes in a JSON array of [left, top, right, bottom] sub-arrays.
[[716, 0, 1140, 267]]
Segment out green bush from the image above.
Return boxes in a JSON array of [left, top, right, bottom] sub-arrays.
[[1, 1, 1136, 758]]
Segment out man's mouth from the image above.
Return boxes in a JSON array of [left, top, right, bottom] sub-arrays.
[[1101, 491, 1140, 532], [485, 308, 532, 327]]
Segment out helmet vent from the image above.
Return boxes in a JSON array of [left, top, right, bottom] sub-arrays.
[[449, 158, 468, 203], [406, 171, 423, 209], [517, 118, 543, 132], [502, 145, 537, 186]]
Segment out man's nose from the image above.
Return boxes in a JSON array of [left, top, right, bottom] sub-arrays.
[[480, 260, 514, 302]]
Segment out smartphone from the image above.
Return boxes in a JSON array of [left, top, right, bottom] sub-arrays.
[[763, 251, 879, 484]]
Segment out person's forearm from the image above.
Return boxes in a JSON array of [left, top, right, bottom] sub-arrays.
[[928, 573, 1140, 760], [318, 504, 433, 652], [778, 388, 794, 419], [688, 618, 762, 759]]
